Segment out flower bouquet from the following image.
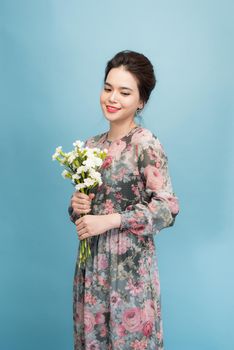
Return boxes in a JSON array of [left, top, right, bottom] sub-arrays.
[[52, 140, 108, 268]]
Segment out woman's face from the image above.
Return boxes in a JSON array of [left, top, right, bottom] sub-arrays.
[[100, 65, 144, 124]]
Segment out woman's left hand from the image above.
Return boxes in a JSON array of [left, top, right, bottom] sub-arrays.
[[75, 214, 110, 240]]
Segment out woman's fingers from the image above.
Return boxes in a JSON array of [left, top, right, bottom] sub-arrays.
[[73, 203, 91, 214], [72, 193, 90, 204], [73, 194, 90, 205], [71, 202, 89, 210], [89, 193, 95, 200], [70, 195, 91, 214], [74, 191, 90, 200], [70, 191, 95, 215]]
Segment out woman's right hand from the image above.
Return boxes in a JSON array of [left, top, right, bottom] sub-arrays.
[[69, 191, 95, 222]]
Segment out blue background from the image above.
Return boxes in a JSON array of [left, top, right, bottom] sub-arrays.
[[1, 1, 233, 349]]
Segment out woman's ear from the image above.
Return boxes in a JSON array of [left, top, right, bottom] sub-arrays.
[[139, 99, 144, 110]]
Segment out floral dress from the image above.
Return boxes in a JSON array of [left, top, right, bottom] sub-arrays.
[[68, 125, 180, 350]]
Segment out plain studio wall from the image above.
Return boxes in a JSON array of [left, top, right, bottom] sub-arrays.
[[0, 1, 233, 349]]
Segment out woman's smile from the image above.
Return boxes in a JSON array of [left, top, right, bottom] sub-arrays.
[[106, 105, 122, 113]]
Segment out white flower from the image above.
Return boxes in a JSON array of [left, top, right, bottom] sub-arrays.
[[89, 169, 102, 183], [52, 141, 106, 191], [61, 169, 69, 178], [52, 146, 62, 160], [76, 165, 89, 174], [72, 174, 81, 180], [95, 156, 103, 166], [83, 158, 95, 168], [84, 178, 96, 187], [83, 156, 102, 168], [73, 140, 84, 149], [75, 182, 86, 190], [85, 149, 95, 158], [67, 151, 76, 164]]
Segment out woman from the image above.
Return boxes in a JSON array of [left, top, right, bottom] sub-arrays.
[[68, 50, 180, 350]]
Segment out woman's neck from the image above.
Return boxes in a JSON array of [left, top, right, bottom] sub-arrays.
[[107, 122, 138, 141]]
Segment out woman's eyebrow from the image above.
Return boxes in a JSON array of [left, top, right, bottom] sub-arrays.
[[104, 82, 133, 91]]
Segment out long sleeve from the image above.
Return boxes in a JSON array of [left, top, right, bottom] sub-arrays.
[[68, 194, 78, 224], [119, 134, 180, 236]]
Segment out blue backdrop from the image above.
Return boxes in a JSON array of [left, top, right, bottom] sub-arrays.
[[1, 1, 233, 349]]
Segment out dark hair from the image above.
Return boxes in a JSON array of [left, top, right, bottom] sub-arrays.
[[104, 50, 156, 109]]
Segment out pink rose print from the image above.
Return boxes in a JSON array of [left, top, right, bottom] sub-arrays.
[[97, 254, 109, 270], [110, 233, 131, 254], [152, 263, 161, 295], [125, 277, 144, 296], [131, 184, 140, 196], [137, 265, 148, 276], [157, 331, 163, 342], [114, 338, 126, 348], [124, 216, 146, 235], [72, 127, 179, 348], [100, 324, 107, 337], [145, 255, 152, 267], [130, 338, 148, 350], [166, 195, 180, 214], [148, 239, 155, 254], [142, 320, 153, 336], [122, 307, 142, 332], [95, 312, 105, 324], [115, 191, 123, 202], [75, 302, 84, 323], [85, 292, 97, 305], [141, 299, 156, 323], [116, 324, 128, 337], [98, 275, 109, 288], [105, 185, 112, 195], [101, 155, 113, 169], [131, 129, 153, 145], [148, 144, 163, 161], [156, 302, 161, 318], [144, 164, 164, 191], [84, 276, 92, 288], [148, 200, 158, 213], [104, 199, 115, 214], [112, 167, 128, 181], [110, 291, 122, 308], [156, 193, 180, 215], [84, 309, 96, 332], [108, 140, 126, 161], [86, 339, 100, 350]]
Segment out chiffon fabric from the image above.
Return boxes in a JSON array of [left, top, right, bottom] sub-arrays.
[[69, 125, 180, 350]]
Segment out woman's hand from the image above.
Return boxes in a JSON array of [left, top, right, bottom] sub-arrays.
[[70, 191, 95, 218], [75, 213, 121, 240]]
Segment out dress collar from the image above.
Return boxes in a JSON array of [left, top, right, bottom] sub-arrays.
[[101, 125, 140, 144]]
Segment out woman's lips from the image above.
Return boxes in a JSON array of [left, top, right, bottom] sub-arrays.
[[106, 105, 121, 113]]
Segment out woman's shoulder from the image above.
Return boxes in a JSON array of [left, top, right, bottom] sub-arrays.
[[132, 126, 162, 149], [133, 127, 168, 162], [84, 131, 106, 147]]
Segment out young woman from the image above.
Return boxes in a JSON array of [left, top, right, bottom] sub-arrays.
[[68, 50, 180, 350]]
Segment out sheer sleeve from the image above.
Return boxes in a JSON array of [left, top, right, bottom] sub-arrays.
[[119, 134, 180, 236]]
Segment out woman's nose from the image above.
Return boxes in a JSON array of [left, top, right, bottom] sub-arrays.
[[108, 91, 118, 102]]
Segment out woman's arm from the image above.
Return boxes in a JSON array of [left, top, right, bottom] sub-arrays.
[[118, 134, 180, 236]]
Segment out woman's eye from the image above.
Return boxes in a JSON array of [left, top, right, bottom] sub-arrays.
[[104, 88, 129, 96]]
